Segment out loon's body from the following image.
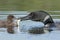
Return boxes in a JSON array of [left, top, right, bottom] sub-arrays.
[[19, 10, 59, 34]]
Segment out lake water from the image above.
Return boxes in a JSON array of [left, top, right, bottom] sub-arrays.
[[0, 11, 60, 40]]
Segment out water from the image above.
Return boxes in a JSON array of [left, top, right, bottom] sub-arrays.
[[0, 11, 60, 40]]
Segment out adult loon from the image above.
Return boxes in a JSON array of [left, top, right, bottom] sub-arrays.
[[18, 10, 60, 34]]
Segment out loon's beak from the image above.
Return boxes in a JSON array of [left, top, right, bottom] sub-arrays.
[[18, 16, 31, 21]]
